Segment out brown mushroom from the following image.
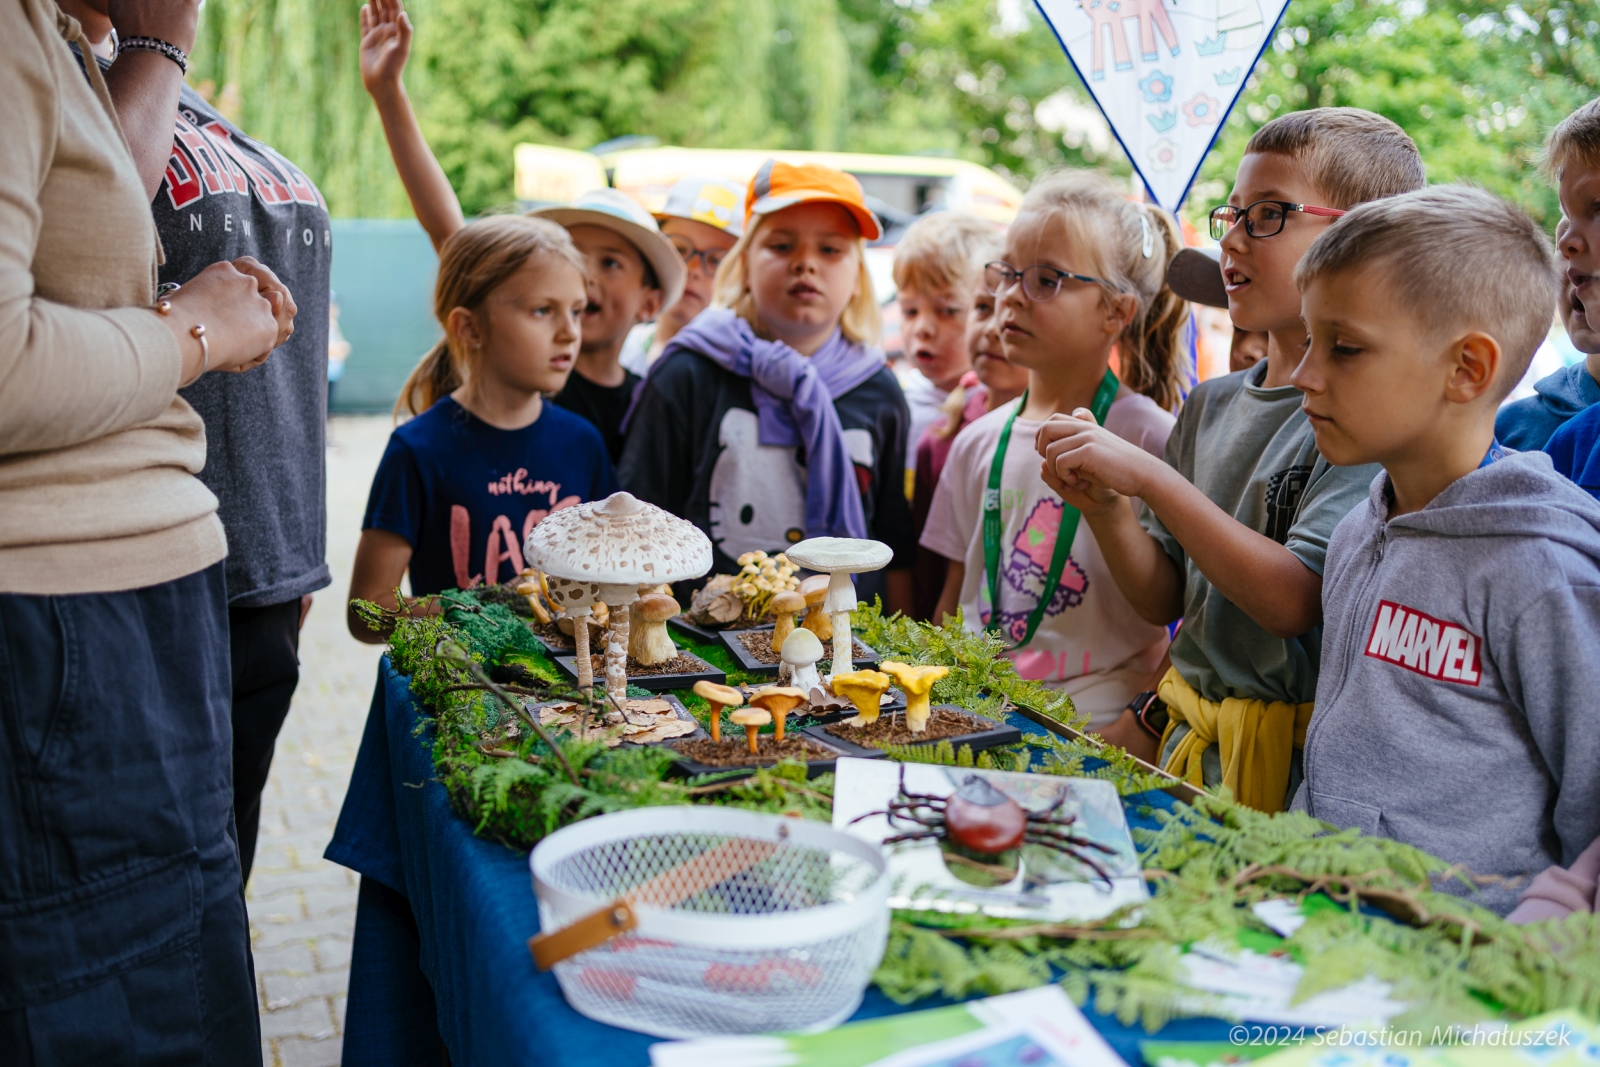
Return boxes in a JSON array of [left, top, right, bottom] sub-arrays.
[[747, 686, 807, 743], [768, 590, 807, 650], [692, 680, 742, 744], [628, 592, 681, 666], [730, 707, 772, 754], [798, 574, 832, 642]]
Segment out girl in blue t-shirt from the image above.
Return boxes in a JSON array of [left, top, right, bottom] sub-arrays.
[[348, 215, 618, 641]]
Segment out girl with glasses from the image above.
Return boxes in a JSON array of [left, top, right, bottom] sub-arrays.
[[920, 171, 1189, 730]]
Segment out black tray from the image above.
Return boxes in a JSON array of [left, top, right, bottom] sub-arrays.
[[718, 628, 881, 677], [550, 651, 725, 692], [667, 730, 881, 781], [668, 617, 768, 645], [802, 705, 1022, 759], [529, 693, 708, 748]]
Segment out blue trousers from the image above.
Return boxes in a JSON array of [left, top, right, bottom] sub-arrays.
[[0, 563, 260, 1065]]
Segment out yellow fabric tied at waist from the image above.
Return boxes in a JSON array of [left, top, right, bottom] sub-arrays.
[[1156, 667, 1314, 814]]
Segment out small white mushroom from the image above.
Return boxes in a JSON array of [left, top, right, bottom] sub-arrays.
[[525, 492, 712, 708], [780, 627, 824, 694], [784, 538, 893, 681]]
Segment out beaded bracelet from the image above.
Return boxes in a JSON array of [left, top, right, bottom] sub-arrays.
[[118, 35, 188, 75]]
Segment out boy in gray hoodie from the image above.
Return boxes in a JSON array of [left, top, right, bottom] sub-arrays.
[[1289, 186, 1600, 915]]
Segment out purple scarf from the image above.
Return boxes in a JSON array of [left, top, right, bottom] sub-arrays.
[[622, 309, 883, 540]]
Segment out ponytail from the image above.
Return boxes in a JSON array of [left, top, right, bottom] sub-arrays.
[[1016, 172, 1192, 413], [394, 214, 589, 420]]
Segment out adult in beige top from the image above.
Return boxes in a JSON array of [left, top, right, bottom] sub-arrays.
[[0, 0, 292, 1059]]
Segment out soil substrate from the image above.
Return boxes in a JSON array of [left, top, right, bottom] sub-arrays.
[[583, 651, 713, 676], [824, 707, 993, 747], [736, 630, 873, 666], [673, 735, 840, 767], [529, 620, 577, 651]]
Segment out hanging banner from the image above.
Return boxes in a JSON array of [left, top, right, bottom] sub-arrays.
[[1033, 0, 1293, 214]]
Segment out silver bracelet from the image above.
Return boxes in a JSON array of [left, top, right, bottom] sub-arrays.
[[118, 35, 188, 75]]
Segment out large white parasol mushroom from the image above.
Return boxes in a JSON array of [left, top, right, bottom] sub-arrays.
[[783, 537, 892, 682], [524, 492, 712, 707]]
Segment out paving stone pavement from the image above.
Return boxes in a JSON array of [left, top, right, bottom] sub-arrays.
[[251, 415, 391, 1067]]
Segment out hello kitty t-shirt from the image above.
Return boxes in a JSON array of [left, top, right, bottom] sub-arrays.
[[920, 392, 1175, 728]]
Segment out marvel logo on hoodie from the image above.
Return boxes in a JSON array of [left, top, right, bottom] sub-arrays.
[[1296, 452, 1600, 916]]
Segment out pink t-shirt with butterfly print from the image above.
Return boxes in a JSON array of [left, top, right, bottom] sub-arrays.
[[920, 391, 1175, 729]]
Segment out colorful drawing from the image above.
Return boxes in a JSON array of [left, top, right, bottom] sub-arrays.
[[1194, 33, 1227, 55], [1148, 109, 1177, 133], [1138, 68, 1174, 102], [1183, 91, 1221, 125], [1214, 66, 1242, 84], [1078, 0, 1180, 80], [1147, 137, 1179, 172]]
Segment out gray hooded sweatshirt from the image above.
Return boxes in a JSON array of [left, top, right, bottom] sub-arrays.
[[1294, 452, 1600, 915]]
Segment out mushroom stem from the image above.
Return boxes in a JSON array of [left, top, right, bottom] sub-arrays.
[[773, 711, 785, 744], [572, 610, 593, 693], [745, 723, 760, 754], [606, 606, 629, 708], [829, 612, 853, 679], [710, 710, 721, 743]]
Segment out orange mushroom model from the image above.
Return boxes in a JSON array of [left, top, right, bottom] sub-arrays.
[[525, 492, 711, 709], [747, 686, 807, 743], [692, 680, 743, 744]]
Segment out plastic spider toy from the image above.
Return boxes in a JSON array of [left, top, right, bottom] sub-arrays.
[[853, 767, 1118, 887]]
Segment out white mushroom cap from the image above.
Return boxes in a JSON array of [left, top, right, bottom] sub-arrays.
[[780, 627, 824, 667], [784, 537, 893, 575], [524, 492, 712, 586]]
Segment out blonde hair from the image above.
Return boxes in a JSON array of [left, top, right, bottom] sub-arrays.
[[1244, 108, 1424, 209], [710, 212, 882, 346], [1542, 98, 1600, 179], [892, 212, 1004, 297], [1016, 170, 1190, 411], [1295, 186, 1558, 401], [397, 215, 588, 419]]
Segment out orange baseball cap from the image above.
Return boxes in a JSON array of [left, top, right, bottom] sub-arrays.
[[746, 159, 882, 241]]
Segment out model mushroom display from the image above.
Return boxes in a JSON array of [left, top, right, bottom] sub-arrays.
[[768, 589, 807, 650], [798, 574, 832, 641], [748, 686, 807, 743], [729, 707, 772, 754], [628, 591, 681, 666], [780, 627, 825, 693], [544, 577, 602, 691], [879, 662, 950, 733], [692, 680, 743, 743], [830, 669, 892, 727], [524, 492, 712, 708], [784, 537, 893, 680]]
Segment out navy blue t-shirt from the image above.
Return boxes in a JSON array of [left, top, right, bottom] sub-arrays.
[[363, 397, 619, 596]]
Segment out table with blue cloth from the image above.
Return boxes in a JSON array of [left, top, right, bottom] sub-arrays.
[[326, 660, 1237, 1066]]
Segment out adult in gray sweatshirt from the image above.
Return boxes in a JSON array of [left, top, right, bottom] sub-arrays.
[[1294, 452, 1600, 915]]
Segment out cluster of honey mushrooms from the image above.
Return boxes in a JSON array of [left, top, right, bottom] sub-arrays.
[[523, 497, 949, 737]]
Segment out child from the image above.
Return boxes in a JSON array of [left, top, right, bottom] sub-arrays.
[[907, 219, 1007, 619], [1037, 109, 1423, 810], [920, 172, 1186, 729], [358, 0, 683, 459], [621, 175, 749, 376], [1288, 186, 1600, 915], [617, 160, 915, 613], [895, 213, 1004, 457], [347, 216, 618, 641], [1499, 268, 1600, 452]]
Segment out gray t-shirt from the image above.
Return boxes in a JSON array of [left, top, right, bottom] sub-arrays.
[[1142, 362, 1378, 705]]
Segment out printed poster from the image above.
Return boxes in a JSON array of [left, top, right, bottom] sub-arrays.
[[1033, 0, 1294, 212]]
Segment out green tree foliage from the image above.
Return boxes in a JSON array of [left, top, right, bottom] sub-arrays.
[[190, 0, 1597, 223]]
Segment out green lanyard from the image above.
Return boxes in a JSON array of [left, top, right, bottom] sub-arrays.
[[983, 369, 1119, 650]]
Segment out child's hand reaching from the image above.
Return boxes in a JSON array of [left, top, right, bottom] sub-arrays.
[[1035, 410, 1164, 513], [360, 0, 413, 98]]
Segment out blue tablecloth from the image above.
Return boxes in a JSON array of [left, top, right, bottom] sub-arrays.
[[327, 659, 1236, 1066]]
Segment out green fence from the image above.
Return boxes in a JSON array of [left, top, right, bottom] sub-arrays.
[[329, 219, 440, 413]]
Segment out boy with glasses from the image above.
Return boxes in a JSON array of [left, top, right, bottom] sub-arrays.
[[1289, 186, 1600, 915], [1036, 109, 1423, 811]]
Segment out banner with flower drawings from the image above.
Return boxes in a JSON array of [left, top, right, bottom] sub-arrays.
[[1033, 0, 1293, 214]]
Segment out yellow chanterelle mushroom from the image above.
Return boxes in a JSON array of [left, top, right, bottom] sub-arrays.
[[878, 662, 950, 733], [830, 669, 892, 727]]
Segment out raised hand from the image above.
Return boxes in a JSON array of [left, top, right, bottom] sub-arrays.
[[359, 0, 414, 97], [1035, 410, 1163, 512]]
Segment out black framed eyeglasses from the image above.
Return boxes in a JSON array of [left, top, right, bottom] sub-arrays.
[[984, 260, 1106, 302], [668, 235, 727, 273], [1209, 199, 1346, 240]]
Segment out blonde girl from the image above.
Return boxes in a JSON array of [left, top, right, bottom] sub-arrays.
[[921, 170, 1190, 727], [618, 160, 915, 613], [348, 215, 618, 639]]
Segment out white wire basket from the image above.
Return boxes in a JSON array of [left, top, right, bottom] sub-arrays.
[[530, 806, 890, 1038]]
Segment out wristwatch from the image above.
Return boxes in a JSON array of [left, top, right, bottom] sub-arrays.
[[1126, 691, 1168, 739]]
